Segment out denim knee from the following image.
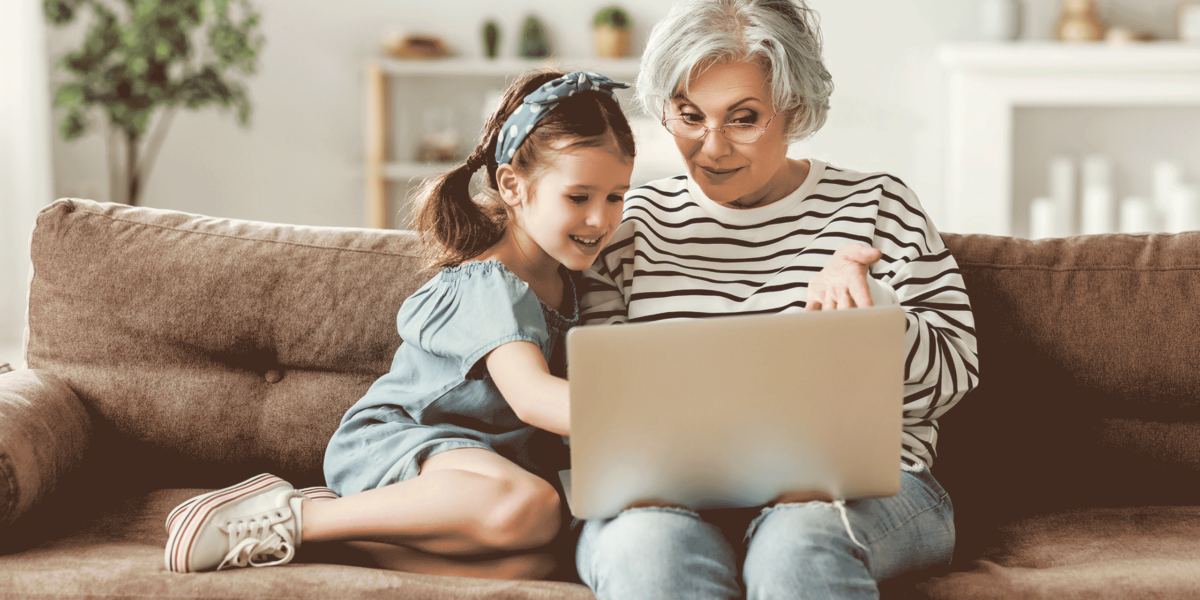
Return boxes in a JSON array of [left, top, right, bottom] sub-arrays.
[[744, 503, 878, 600], [577, 507, 741, 600]]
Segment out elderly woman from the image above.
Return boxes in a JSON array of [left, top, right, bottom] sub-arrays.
[[576, 0, 978, 598]]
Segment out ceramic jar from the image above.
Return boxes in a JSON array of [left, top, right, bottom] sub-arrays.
[[1056, 0, 1105, 42], [981, 0, 1022, 41]]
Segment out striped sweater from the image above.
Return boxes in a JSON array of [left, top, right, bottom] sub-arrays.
[[579, 160, 979, 469]]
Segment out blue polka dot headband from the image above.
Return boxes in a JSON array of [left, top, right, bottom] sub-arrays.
[[495, 71, 630, 166]]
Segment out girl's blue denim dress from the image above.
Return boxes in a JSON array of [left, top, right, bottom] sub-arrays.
[[324, 260, 577, 496]]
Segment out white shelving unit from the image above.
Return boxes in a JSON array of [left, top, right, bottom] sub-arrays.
[[365, 56, 642, 229], [939, 42, 1200, 237]]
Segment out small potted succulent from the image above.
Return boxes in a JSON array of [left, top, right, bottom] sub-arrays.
[[593, 6, 631, 58], [482, 19, 501, 60], [519, 15, 551, 59]]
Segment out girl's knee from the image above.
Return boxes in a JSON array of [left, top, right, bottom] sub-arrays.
[[476, 473, 561, 551]]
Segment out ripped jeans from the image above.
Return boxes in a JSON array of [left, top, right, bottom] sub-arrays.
[[575, 465, 954, 600]]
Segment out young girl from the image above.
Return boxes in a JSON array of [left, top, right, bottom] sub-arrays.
[[164, 70, 637, 578]]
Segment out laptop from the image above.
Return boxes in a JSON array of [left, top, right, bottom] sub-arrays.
[[563, 305, 905, 520]]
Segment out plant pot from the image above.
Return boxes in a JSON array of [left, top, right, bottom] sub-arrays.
[[1056, 0, 1104, 42], [593, 25, 629, 58]]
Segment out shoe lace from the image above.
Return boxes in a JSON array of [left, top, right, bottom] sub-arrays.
[[217, 511, 296, 570]]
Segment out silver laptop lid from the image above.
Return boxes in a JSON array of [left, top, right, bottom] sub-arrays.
[[566, 306, 904, 519]]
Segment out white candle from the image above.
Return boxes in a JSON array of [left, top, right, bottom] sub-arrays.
[[1049, 156, 1076, 236], [1080, 155, 1114, 235], [1153, 162, 1182, 231], [1030, 197, 1055, 239], [1171, 185, 1200, 233], [1120, 197, 1152, 234]]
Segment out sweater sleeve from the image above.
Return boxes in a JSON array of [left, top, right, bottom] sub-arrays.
[[580, 218, 636, 326], [869, 176, 980, 469]]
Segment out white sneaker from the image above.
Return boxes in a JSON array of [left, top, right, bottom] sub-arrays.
[[166, 484, 338, 536], [164, 474, 308, 573]]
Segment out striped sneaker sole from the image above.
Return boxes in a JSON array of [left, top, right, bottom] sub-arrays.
[[164, 474, 285, 573], [297, 486, 339, 502], [166, 485, 339, 535]]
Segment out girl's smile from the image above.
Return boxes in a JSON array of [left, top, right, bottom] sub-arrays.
[[511, 142, 633, 272]]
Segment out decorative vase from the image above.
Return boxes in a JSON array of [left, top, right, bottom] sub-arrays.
[[593, 25, 629, 58], [1056, 0, 1105, 42], [980, 0, 1021, 41], [519, 15, 550, 59], [482, 20, 500, 60]]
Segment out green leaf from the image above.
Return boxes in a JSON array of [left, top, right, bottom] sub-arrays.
[[593, 6, 630, 29], [50, 0, 261, 144], [53, 83, 87, 108], [43, 0, 79, 25], [60, 108, 88, 140]]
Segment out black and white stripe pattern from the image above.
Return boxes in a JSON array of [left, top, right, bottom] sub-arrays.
[[580, 160, 979, 469]]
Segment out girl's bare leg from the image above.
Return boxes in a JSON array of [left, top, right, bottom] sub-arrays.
[[308, 541, 558, 580], [301, 448, 562, 556]]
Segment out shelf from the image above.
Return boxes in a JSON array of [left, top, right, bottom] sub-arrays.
[[365, 55, 645, 228], [939, 42, 1200, 73], [376, 56, 642, 80]]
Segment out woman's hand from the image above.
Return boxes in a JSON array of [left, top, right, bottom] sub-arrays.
[[805, 244, 883, 311]]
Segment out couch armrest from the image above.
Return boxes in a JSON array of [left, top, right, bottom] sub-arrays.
[[0, 370, 92, 529]]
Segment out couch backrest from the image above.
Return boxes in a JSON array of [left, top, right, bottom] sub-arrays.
[[26, 201, 1200, 513], [939, 232, 1200, 545], [26, 200, 432, 488]]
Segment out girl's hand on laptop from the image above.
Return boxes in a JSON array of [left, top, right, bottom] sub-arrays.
[[805, 244, 883, 311]]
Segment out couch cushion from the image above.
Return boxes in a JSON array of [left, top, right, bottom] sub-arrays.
[[936, 233, 1200, 538], [0, 487, 594, 599], [25, 200, 434, 487], [919, 506, 1200, 600], [0, 370, 90, 528]]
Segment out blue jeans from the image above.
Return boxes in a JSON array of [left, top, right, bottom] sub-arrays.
[[575, 465, 954, 600]]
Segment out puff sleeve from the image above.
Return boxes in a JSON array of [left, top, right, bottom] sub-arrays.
[[396, 263, 550, 378]]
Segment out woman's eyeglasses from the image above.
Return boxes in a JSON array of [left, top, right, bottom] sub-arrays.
[[661, 104, 778, 144]]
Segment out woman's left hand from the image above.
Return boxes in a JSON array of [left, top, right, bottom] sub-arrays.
[[805, 244, 883, 311]]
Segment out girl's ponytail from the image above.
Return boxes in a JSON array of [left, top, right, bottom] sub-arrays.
[[410, 138, 504, 270]]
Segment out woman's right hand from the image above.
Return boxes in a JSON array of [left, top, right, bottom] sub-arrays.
[[805, 244, 883, 311]]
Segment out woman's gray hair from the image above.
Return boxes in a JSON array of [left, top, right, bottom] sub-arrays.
[[636, 0, 833, 143]]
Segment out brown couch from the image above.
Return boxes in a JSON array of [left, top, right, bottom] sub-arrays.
[[2, 199, 1198, 599]]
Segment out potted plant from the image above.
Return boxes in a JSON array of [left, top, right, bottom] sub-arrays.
[[44, 0, 264, 206], [593, 6, 631, 58], [519, 15, 551, 59]]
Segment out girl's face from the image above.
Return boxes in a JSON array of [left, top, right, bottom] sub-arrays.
[[669, 60, 794, 209], [508, 143, 632, 272]]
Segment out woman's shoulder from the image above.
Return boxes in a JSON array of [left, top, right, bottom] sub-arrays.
[[818, 162, 915, 195]]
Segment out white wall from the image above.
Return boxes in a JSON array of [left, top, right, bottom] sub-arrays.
[[1, 0, 54, 353], [45, 0, 1191, 231]]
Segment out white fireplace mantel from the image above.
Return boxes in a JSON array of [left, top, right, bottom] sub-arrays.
[[940, 42, 1200, 236]]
